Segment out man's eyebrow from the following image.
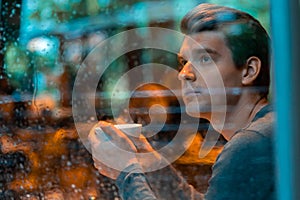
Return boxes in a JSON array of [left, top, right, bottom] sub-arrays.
[[178, 48, 220, 59], [192, 48, 220, 56]]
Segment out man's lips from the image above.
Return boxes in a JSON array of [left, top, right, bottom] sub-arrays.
[[183, 89, 202, 96]]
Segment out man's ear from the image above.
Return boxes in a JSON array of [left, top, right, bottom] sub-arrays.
[[242, 56, 261, 86]]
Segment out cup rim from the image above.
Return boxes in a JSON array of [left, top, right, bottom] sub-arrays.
[[114, 123, 142, 129]]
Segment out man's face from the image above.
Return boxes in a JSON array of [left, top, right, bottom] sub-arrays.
[[178, 31, 244, 119]]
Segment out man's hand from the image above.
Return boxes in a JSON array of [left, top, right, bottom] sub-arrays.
[[129, 134, 169, 171], [88, 121, 140, 180]]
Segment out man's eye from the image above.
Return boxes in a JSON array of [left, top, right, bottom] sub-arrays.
[[199, 55, 212, 64]]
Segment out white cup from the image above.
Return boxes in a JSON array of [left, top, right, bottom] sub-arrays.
[[114, 123, 142, 137], [94, 123, 142, 141]]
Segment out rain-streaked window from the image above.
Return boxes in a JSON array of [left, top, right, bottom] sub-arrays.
[[1, 0, 288, 200]]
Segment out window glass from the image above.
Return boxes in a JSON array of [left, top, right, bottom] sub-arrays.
[[0, 0, 272, 199]]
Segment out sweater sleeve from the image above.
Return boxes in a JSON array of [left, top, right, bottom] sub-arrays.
[[116, 163, 204, 200], [116, 163, 157, 200]]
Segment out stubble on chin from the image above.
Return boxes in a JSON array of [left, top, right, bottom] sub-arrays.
[[185, 101, 212, 118]]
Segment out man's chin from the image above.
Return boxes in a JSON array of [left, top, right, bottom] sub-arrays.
[[186, 110, 201, 118], [185, 104, 211, 119]]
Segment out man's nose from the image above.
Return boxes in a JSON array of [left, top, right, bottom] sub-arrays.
[[178, 62, 196, 81]]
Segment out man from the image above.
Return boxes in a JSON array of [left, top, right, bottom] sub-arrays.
[[88, 3, 275, 200]]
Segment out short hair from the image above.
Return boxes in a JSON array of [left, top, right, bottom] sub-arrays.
[[181, 3, 271, 97]]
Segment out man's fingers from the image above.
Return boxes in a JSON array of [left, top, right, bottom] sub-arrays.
[[98, 122, 155, 153], [94, 122, 151, 153], [130, 135, 155, 153], [99, 121, 129, 140], [97, 121, 138, 153]]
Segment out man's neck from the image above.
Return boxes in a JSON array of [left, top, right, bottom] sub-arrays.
[[210, 94, 268, 141]]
